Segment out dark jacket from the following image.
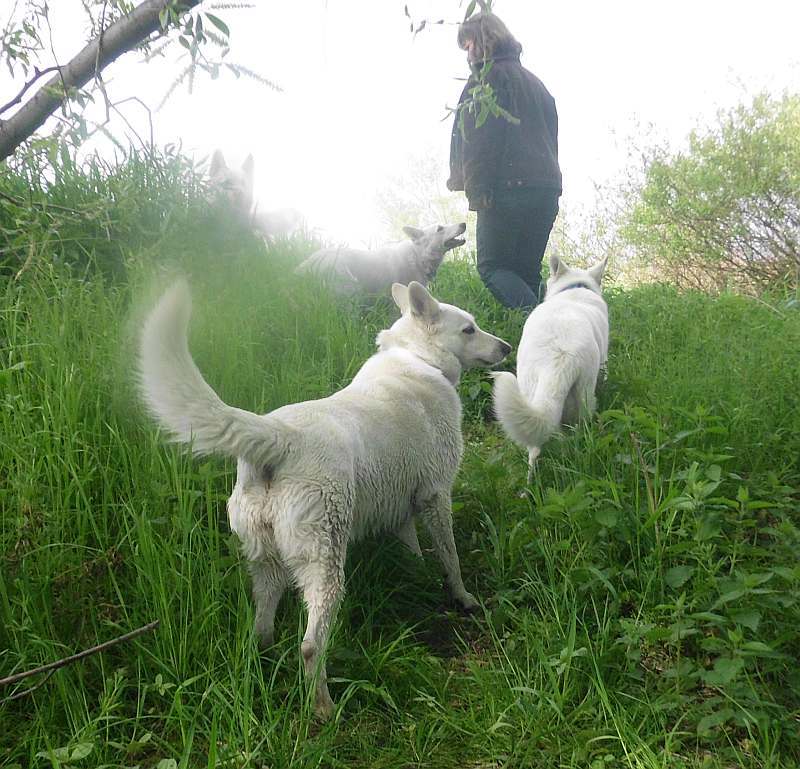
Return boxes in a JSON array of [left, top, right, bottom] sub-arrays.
[[448, 41, 562, 210]]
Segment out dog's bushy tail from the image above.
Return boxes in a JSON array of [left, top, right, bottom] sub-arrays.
[[492, 370, 565, 452], [138, 280, 290, 469]]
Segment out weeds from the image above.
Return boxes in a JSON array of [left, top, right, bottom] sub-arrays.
[[1, 154, 799, 768]]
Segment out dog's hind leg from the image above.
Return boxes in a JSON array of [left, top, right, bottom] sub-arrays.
[[576, 375, 598, 421], [562, 385, 581, 426], [417, 491, 477, 612], [526, 447, 541, 484], [282, 492, 351, 721], [296, 549, 346, 721], [395, 517, 422, 557], [248, 547, 288, 648]]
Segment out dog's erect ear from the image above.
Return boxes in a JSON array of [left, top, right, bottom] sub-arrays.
[[391, 283, 409, 313], [402, 226, 425, 242], [408, 281, 441, 322], [587, 256, 608, 285], [549, 253, 569, 278], [210, 149, 226, 179]]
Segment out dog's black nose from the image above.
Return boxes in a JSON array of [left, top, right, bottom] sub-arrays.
[[499, 341, 512, 356]]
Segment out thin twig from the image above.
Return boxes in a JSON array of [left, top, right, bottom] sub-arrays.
[[0, 66, 62, 117], [0, 670, 56, 704], [0, 620, 160, 692]]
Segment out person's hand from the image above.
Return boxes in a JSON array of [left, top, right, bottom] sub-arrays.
[[474, 191, 493, 209], [446, 177, 460, 191]]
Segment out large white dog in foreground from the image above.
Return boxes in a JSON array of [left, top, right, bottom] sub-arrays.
[[295, 222, 467, 296], [138, 279, 510, 719], [493, 254, 609, 481]]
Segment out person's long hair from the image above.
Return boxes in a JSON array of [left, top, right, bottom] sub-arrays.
[[457, 12, 522, 61]]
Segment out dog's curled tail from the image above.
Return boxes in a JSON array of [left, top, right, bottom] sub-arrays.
[[138, 280, 288, 469], [491, 371, 562, 452]]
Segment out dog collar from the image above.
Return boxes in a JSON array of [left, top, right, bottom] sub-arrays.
[[557, 281, 592, 293]]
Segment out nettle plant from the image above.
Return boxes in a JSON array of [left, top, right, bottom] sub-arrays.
[[529, 405, 800, 740]]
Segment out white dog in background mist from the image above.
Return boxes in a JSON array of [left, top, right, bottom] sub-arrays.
[[493, 254, 609, 481], [208, 150, 304, 240], [138, 278, 510, 719], [295, 222, 467, 296]]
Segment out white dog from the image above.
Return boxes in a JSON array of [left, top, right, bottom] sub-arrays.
[[493, 254, 609, 481], [209, 150, 303, 239], [138, 279, 510, 719], [252, 206, 305, 241], [295, 223, 467, 295], [209, 150, 254, 222]]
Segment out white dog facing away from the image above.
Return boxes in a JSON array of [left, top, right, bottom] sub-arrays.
[[209, 150, 304, 240], [138, 279, 510, 719], [295, 223, 467, 296], [493, 254, 609, 481]]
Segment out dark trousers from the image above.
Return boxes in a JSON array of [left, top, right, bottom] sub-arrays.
[[476, 187, 560, 310]]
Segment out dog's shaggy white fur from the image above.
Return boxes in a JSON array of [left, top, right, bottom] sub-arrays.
[[295, 223, 467, 296], [138, 279, 510, 718], [493, 254, 609, 480]]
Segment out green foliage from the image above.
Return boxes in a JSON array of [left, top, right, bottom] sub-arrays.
[[1, 152, 800, 767], [0, 2, 265, 156], [0, 1, 48, 79], [0, 145, 224, 280], [620, 92, 800, 294]]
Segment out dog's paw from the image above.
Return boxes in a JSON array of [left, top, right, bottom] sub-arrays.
[[454, 591, 479, 615], [314, 691, 335, 722], [256, 630, 275, 650]]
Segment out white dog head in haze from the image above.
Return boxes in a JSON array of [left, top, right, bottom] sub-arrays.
[[209, 150, 254, 218]]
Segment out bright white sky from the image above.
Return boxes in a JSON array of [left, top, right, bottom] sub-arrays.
[[7, 1, 800, 246]]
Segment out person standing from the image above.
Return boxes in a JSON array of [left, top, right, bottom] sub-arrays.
[[447, 12, 562, 310]]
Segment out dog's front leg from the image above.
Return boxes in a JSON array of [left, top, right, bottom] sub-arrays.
[[417, 491, 478, 612]]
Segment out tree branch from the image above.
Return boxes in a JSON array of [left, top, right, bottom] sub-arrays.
[[0, 620, 160, 698], [0, 66, 63, 117], [0, 0, 202, 162]]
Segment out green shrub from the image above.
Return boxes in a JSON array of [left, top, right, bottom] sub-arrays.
[[620, 92, 800, 294]]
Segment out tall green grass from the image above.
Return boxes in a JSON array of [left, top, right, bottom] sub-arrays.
[[1, 154, 799, 768]]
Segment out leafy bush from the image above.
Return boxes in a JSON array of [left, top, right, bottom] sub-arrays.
[[620, 92, 800, 293]]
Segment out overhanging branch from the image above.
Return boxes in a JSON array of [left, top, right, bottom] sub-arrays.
[[0, 0, 202, 162]]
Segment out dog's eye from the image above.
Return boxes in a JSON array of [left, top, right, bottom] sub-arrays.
[[436, 225, 444, 232], [462, 325, 475, 335]]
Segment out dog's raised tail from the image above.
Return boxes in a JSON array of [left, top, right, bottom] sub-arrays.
[[491, 371, 562, 453], [138, 280, 288, 469]]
